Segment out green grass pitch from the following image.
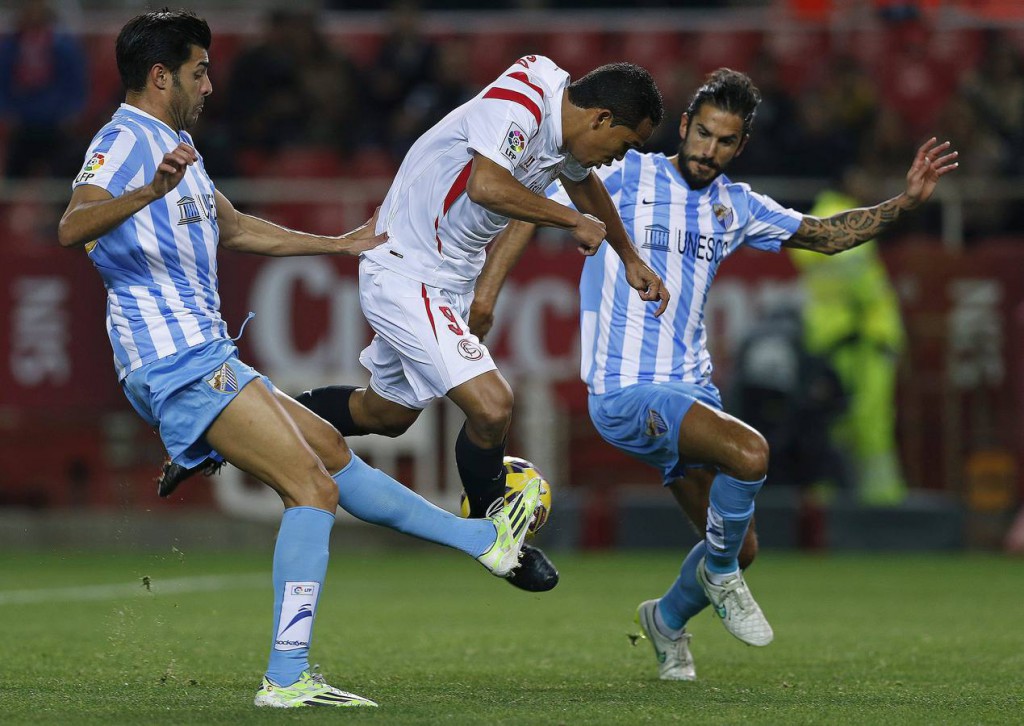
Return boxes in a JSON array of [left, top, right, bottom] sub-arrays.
[[0, 548, 1021, 724]]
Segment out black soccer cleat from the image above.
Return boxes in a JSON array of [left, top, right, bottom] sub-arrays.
[[156, 456, 223, 498], [505, 543, 559, 592]]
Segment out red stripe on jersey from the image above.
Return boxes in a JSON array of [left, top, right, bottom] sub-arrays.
[[434, 160, 473, 255], [443, 161, 473, 215], [482, 87, 541, 125], [506, 72, 544, 99], [422, 284, 438, 340]]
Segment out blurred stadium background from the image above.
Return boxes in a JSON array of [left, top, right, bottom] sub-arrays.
[[1, 0, 1023, 556]]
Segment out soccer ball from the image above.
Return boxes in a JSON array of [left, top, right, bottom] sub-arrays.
[[459, 455, 552, 537]]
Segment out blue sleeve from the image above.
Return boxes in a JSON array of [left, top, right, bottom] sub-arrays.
[[73, 126, 145, 196]]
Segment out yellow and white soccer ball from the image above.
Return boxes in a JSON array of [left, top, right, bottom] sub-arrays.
[[459, 455, 552, 537]]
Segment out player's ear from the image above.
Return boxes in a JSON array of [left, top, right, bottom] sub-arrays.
[[678, 113, 689, 140], [593, 109, 613, 129], [151, 63, 171, 91]]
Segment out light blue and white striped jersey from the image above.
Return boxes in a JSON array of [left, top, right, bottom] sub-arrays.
[[547, 150, 803, 395], [73, 104, 225, 379]]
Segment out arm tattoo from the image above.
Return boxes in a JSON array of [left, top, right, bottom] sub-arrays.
[[787, 196, 907, 255]]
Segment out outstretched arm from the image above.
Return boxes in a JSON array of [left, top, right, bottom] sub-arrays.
[[216, 192, 383, 257], [784, 137, 958, 255], [469, 220, 536, 341]]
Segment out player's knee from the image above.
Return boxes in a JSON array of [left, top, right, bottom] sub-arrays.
[[299, 412, 349, 467], [305, 468, 340, 511], [279, 456, 339, 511], [469, 407, 512, 444], [315, 427, 352, 473], [733, 429, 769, 482], [470, 386, 514, 439]]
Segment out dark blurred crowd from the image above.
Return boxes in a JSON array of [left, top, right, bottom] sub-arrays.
[[3, 1, 1024, 238]]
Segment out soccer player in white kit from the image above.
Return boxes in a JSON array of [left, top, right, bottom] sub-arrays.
[[60, 10, 543, 707], [471, 69, 958, 677], [292, 56, 669, 591]]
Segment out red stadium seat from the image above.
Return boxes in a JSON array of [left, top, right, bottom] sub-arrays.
[[272, 146, 345, 178], [540, 30, 607, 78], [617, 31, 684, 86], [81, 33, 124, 124], [334, 32, 384, 69], [876, 24, 957, 134], [467, 32, 534, 87], [763, 27, 830, 93], [927, 27, 983, 71], [345, 147, 398, 179], [694, 29, 763, 74]]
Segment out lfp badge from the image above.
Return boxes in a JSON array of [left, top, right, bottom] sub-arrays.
[[84, 152, 105, 172], [501, 123, 527, 164]]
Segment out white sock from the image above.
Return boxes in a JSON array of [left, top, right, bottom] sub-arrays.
[[653, 601, 684, 640], [705, 567, 740, 586]]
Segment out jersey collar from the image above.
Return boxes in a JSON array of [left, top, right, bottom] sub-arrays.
[[117, 103, 183, 138]]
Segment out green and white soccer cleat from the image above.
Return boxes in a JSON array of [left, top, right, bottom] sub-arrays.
[[696, 557, 774, 646], [476, 476, 542, 577], [253, 670, 378, 708], [635, 599, 696, 681]]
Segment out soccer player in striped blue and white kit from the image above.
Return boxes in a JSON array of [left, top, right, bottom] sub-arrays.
[[59, 10, 541, 708], [472, 69, 958, 680]]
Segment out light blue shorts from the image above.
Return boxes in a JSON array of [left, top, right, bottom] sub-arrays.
[[588, 381, 723, 484], [122, 338, 270, 468]]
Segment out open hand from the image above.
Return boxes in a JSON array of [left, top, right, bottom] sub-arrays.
[[339, 206, 387, 256], [904, 137, 958, 208]]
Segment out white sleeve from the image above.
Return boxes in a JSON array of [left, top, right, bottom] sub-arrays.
[[465, 79, 545, 173]]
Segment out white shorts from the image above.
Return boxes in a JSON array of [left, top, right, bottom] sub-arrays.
[[358, 258, 497, 410]]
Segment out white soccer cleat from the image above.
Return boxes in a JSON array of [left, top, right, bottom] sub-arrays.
[[634, 599, 696, 681], [253, 670, 378, 708], [476, 477, 542, 577], [696, 557, 773, 646]]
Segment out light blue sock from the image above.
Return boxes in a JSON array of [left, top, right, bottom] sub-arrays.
[[704, 472, 764, 574], [333, 453, 495, 557], [656, 541, 709, 631], [266, 506, 334, 687]]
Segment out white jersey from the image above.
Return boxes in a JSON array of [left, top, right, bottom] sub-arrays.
[[73, 104, 225, 380], [548, 150, 803, 395], [365, 55, 590, 294]]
